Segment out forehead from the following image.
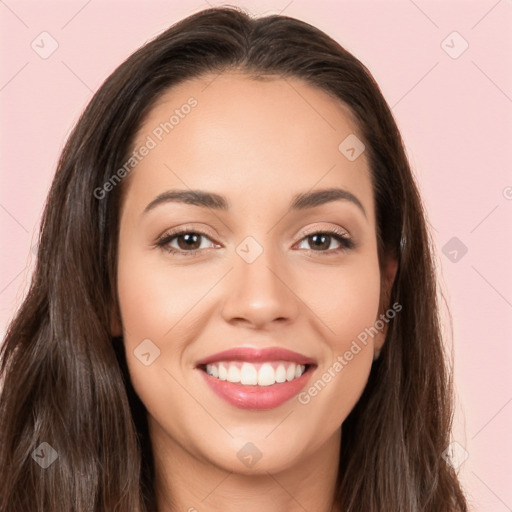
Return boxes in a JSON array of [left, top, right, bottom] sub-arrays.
[[123, 71, 374, 221]]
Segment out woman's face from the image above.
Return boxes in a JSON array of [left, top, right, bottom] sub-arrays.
[[116, 72, 395, 475]]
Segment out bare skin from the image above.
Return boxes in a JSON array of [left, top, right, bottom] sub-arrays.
[[114, 72, 397, 512]]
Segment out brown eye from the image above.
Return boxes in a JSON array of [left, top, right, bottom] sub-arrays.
[[157, 231, 216, 255], [307, 233, 332, 251], [297, 230, 354, 253], [175, 233, 202, 251]]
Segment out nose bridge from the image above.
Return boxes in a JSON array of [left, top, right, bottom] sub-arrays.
[[221, 235, 299, 327]]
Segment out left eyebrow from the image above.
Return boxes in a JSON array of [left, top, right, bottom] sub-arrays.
[[142, 187, 366, 219]]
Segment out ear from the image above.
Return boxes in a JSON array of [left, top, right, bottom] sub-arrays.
[[109, 303, 123, 337], [374, 255, 398, 359]]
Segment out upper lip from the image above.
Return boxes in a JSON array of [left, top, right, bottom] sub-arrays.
[[195, 346, 317, 367]]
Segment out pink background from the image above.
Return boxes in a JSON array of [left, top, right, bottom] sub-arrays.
[[1, 1, 511, 509]]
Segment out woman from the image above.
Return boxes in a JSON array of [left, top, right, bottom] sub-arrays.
[[0, 6, 468, 511]]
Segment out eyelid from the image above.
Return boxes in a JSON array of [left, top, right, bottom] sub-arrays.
[[157, 223, 351, 242], [156, 224, 218, 242], [298, 224, 351, 239]]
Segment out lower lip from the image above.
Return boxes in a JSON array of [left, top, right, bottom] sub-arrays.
[[198, 366, 315, 410]]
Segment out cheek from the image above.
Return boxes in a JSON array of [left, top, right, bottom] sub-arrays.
[[116, 247, 222, 411], [302, 250, 382, 350], [294, 252, 381, 425], [117, 246, 218, 343], [332, 268, 381, 346]]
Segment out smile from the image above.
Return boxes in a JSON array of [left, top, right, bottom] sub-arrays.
[[195, 346, 317, 410], [203, 361, 307, 386]]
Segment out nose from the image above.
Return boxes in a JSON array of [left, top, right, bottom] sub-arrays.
[[221, 245, 300, 330]]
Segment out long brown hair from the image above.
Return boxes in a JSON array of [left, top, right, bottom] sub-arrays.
[[0, 6, 467, 511]]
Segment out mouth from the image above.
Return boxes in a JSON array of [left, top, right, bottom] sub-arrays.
[[195, 347, 317, 410], [198, 360, 313, 386]]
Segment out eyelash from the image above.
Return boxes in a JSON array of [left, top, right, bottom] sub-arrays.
[[155, 227, 356, 256]]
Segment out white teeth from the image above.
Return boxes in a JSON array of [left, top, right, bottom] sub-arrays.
[[275, 364, 287, 383], [258, 363, 275, 386], [206, 364, 218, 378], [204, 361, 307, 386], [240, 363, 258, 385], [226, 365, 241, 383], [218, 363, 227, 381]]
